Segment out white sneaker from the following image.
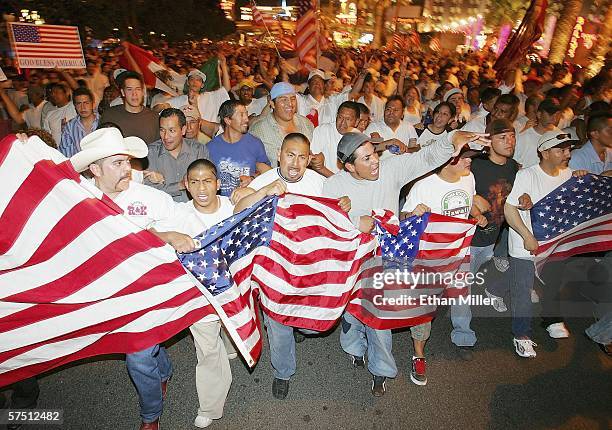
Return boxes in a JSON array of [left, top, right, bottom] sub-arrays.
[[227, 352, 238, 360], [194, 416, 213, 428], [485, 289, 508, 312], [546, 322, 570, 339], [530, 289, 540, 303], [513, 338, 537, 358]]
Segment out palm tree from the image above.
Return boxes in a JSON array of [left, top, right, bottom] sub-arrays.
[[586, 5, 612, 77], [548, 0, 583, 63]]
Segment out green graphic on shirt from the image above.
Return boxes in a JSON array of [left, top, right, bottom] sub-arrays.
[[441, 189, 470, 217]]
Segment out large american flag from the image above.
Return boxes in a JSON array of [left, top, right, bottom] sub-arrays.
[[296, 0, 317, 68], [8, 22, 85, 69], [348, 212, 476, 330], [532, 174, 612, 273], [180, 193, 378, 364], [0, 135, 215, 387]]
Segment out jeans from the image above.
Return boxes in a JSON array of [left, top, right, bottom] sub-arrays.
[[262, 313, 296, 380], [126, 345, 172, 423], [509, 257, 535, 338], [585, 311, 612, 345], [340, 312, 397, 378], [450, 245, 495, 347]]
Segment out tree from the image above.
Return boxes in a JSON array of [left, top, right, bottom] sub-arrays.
[[548, 0, 583, 63], [486, 0, 530, 28], [586, 3, 612, 77]]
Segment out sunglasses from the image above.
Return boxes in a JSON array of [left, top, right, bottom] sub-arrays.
[[537, 133, 571, 149]]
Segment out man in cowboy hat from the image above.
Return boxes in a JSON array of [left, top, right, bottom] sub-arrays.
[[71, 127, 196, 430]]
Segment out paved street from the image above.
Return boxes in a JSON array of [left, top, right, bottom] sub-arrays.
[[20, 309, 612, 430]]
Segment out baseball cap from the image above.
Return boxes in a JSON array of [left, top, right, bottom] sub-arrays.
[[337, 132, 371, 163], [538, 98, 561, 114], [187, 69, 207, 83], [270, 82, 296, 100], [537, 130, 577, 152], [443, 88, 462, 102], [485, 118, 515, 136], [308, 69, 326, 82], [238, 78, 260, 89]]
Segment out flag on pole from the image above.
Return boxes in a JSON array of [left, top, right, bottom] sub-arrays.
[[429, 37, 441, 52], [295, 0, 317, 69], [348, 213, 476, 330], [0, 135, 216, 387], [494, 0, 548, 77], [119, 42, 183, 96], [393, 33, 409, 51], [251, 2, 276, 27], [409, 31, 421, 50], [7, 22, 85, 69], [532, 174, 612, 274]]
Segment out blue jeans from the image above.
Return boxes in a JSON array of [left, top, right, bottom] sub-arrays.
[[262, 313, 319, 380], [340, 312, 397, 378], [450, 244, 495, 347], [509, 257, 535, 338], [263, 313, 296, 380], [126, 345, 172, 423]]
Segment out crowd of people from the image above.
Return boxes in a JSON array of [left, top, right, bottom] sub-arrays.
[[1, 42, 611, 430]]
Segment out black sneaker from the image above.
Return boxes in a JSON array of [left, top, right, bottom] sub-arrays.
[[456, 346, 474, 361], [272, 378, 289, 400], [293, 330, 306, 343], [351, 355, 365, 368], [371, 376, 386, 397]]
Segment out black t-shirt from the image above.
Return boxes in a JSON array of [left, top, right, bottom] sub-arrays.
[[471, 156, 519, 247]]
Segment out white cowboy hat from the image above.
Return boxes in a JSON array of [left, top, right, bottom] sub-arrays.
[[70, 128, 148, 172]]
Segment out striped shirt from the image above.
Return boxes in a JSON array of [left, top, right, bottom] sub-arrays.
[[58, 113, 100, 158]]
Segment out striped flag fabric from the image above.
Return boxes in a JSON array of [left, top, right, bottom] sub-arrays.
[[348, 212, 476, 330], [296, 0, 318, 69], [393, 33, 409, 52], [0, 135, 215, 387], [429, 37, 441, 52], [7, 22, 85, 69], [251, 2, 275, 27], [180, 193, 378, 364], [532, 174, 612, 274], [409, 31, 421, 50], [119, 42, 183, 97]]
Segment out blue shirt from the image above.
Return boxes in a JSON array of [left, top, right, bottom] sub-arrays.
[[58, 113, 100, 158], [207, 133, 270, 197], [569, 141, 612, 174]]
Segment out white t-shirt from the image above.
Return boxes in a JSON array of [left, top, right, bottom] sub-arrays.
[[513, 127, 545, 169], [43, 103, 77, 147], [417, 127, 448, 148], [247, 97, 268, 117], [169, 87, 230, 122], [358, 95, 385, 123], [158, 196, 235, 238], [249, 167, 325, 196], [505, 165, 572, 259], [311, 122, 342, 174], [22, 100, 47, 129], [365, 120, 417, 160], [402, 173, 475, 219], [114, 181, 177, 230], [297, 92, 348, 125]]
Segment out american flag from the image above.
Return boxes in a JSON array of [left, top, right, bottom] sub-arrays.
[[250, 1, 275, 27], [296, 0, 317, 68], [348, 212, 476, 330], [392, 33, 409, 52], [8, 22, 85, 69], [532, 174, 612, 273], [429, 37, 441, 52], [179, 193, 379, 363], [0, 135, 215, 387]]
